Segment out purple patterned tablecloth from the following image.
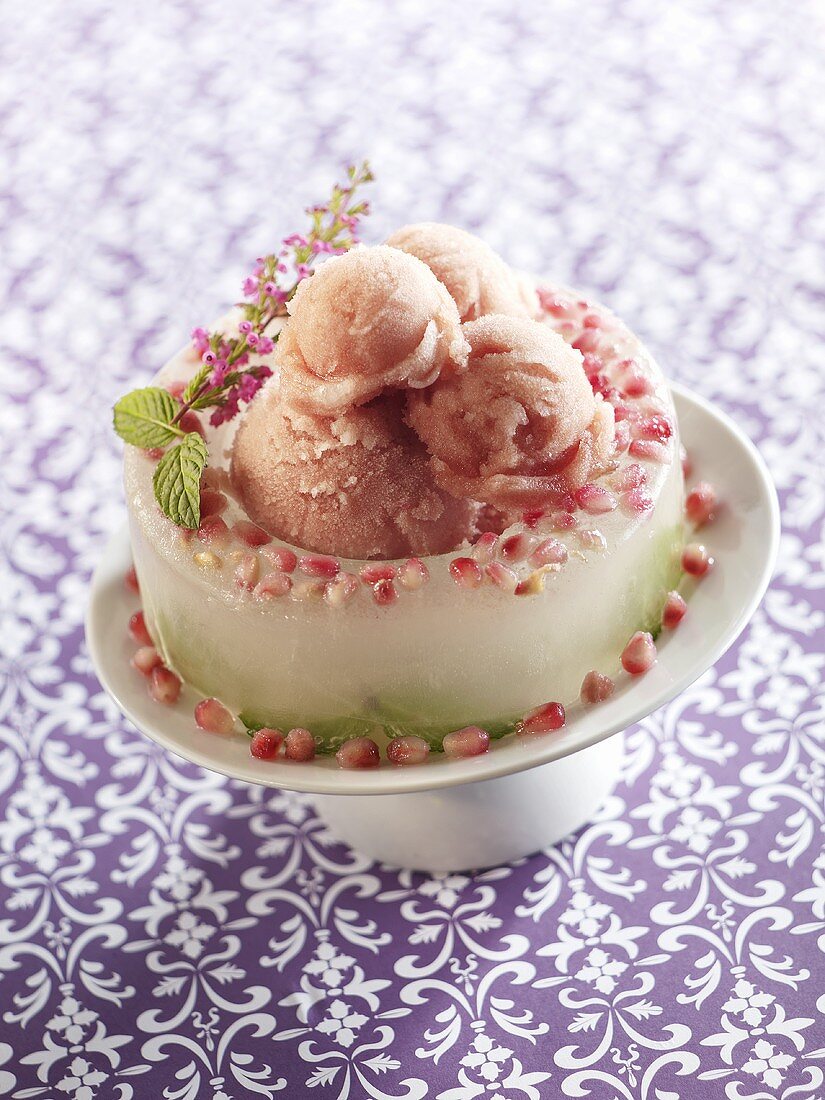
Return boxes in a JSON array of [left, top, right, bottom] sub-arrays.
[[2, 2, 824, 1097]]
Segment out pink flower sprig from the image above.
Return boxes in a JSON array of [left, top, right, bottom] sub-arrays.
[[171, 161, 374, 429]]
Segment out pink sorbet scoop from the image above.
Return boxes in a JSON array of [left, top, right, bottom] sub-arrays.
[[231, 387, 476, 560], [386, 222, 539, 322], [406, 314, 616, 510], [276, 245, 469, 416]]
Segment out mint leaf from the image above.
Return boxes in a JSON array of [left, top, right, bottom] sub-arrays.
[[152, 432, 208, 529], [113, 387, 182, 447]]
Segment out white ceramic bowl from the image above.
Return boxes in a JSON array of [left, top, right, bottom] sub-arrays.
[[87, 385, 779, 871]]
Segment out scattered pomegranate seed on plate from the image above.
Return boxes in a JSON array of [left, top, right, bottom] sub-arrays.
[[250, 728, 283, 760], [128, 610, 152, 647], [685, 482, 718, 527], [148, 666, 181, 705], [682, 542, 714, 576], [324, 572, 359, 607], [662, 590, 688, 628], [195, 698, 234, 734], [234, 552, 260, 590], [517, 701, 565, 735], [581, 670, 615, 704], [360, 563, 396, 584], [485, 561, 519, 592], [575, 484, 617, 515], [443, 726, 490, 758], [387, 736, 431, 766], [284, 728, 316, 761], [131, 645, 162, 676], [336, 736, 380, 769], [621, 631, 657, 675]]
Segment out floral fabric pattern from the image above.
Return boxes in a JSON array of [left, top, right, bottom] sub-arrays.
[[2, 1, 824, 1097]]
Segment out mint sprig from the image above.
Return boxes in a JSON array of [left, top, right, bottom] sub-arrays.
[[152, 433, 208, 529], [113, 387, 184, 448]]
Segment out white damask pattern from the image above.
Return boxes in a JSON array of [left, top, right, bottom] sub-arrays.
[[1, 0, 824, 1096]]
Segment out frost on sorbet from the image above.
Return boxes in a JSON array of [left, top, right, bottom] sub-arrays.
[[276, 245, 468, 415], [407, 314, 616, 510], [231, 387, 476, 560], [386, 222, 539, 322]]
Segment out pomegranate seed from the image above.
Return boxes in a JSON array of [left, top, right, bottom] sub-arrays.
[[485, 561, 519, 592], [128, 610, 152, 647], [336, 736, 380, 769], [372, 579, 398, 606], [443, 726, 490, 758], [629, 439, 669, 463], [292, 579, 326, 601], [522, 509, 545, 530], [557, 492, 577, 513], [549, 511, 577, 531], [262, 547, 298, 573], [516, 701, 565, 735], [144, 446, 164, 460], [233, 520, 271, 547], [622, 371, 652, 397], [637, 414, 673, 442], [195, 698, 234, 735], [572, 329, 602, 354], [682, 542, 714, 576], [621, 631, 657, 675], [250, 728, 283, 760], [529, 538, 568, 567], [613, 463, 647, 492], [131, 645, 162, 676], [398, 557, 429, 590], [387, 736, 431, 766], [298, 554, 340, 579], [284, 727, 315, 762], [360, 563, 396, 584], [686, 482, 718, 527], [450, 557, 483, 588], [148, 666, 181, 705], [200, 489, 227, 518], [178, 410, 205, 437], [681, 445, 693, 478], [500, 533, 536, 562], [125, 565, 140, 594], [581, 670, 615, 704], [575, 484, 617, 515], [324, 572, 360, 607], [234, 552, 260, 590], [623, 488, 654, 515], [662, 590, 688, 628], [197, 515, 230, 545], [538, 290, 571, 315], [471, 531, 499, 564], [582, 313, 602, 329]]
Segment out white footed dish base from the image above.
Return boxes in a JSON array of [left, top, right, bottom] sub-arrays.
[[88, 385, 778, 870]]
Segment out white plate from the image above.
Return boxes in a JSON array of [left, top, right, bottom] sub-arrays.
[[87, 385, 779, 797]]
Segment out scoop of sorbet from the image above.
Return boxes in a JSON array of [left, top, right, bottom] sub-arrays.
[[386, 222, 539, 322], [406, 314, 615, 510], [231, 387, 476, 560], [276, 245, 468, 415]]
